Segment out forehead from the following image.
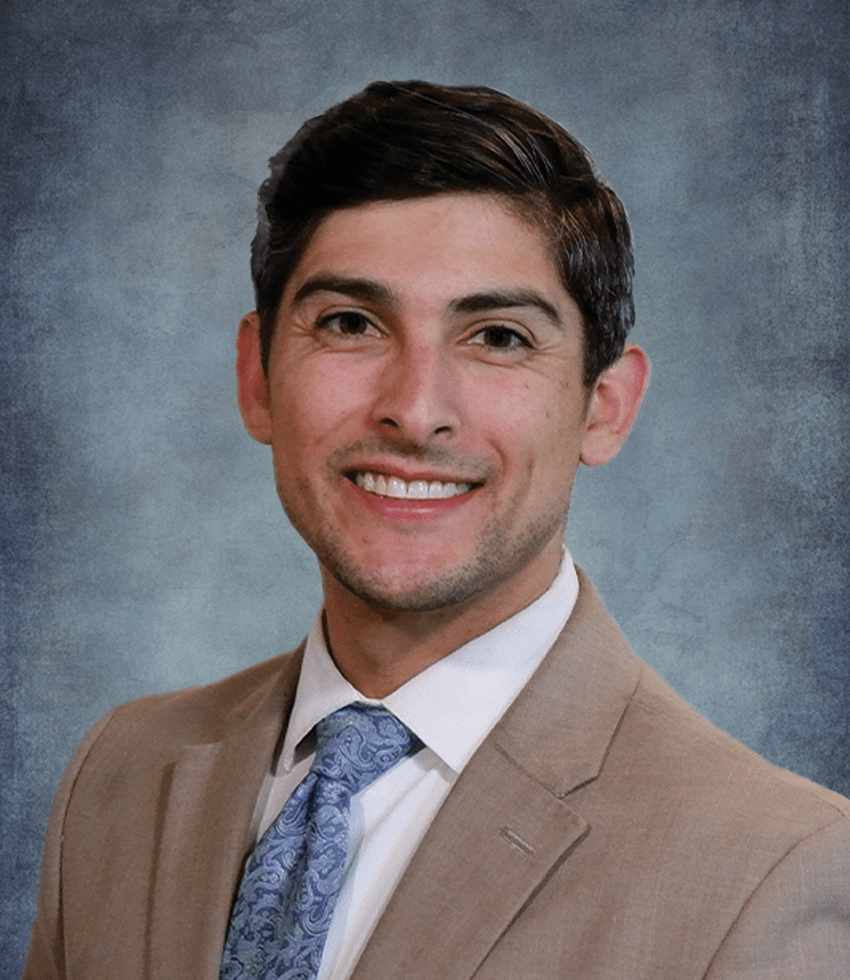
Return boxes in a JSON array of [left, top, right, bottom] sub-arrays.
[[285, 192, 568, 307]]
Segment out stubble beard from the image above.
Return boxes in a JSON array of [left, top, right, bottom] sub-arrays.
[[281, 485, 571, 616]]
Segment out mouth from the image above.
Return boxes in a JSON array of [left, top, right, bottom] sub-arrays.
[[351, 471, 475, 500]]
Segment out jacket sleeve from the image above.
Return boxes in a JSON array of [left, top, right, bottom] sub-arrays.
[[704, 815, 850, 979], [22, 708, 120, 980]]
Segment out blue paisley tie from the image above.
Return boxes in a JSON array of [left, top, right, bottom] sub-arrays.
[[220, 703, 423, 980]]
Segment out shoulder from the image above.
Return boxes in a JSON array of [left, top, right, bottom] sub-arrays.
[[624, 657, 849, 830], [25, 645, 306, 979], [555, 582, 850, 972], [67, 644, 305, 776], [568, 571, 848, 831], [588, 652, 850, 962]]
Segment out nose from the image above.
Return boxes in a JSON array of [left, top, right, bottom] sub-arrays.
[[371, 340, 459, 443]]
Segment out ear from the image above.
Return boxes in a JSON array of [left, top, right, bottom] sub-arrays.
[[236, 312, 273, 445], [579, 344, 650, 467]]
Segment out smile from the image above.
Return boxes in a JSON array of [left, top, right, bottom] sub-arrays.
[[354, 471, 474, 500]]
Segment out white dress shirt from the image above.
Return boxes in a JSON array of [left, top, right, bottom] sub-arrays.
[[252, 552, 579, 980]]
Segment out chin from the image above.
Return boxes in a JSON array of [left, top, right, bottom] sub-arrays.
[[321, 531, 562, 616], [325, 556, 491, 613]]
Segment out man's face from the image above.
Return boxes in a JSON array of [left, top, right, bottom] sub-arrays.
[[255, 193, 595, 614]]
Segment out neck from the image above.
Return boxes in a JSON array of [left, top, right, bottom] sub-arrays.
[[318, 546, 562, 698]]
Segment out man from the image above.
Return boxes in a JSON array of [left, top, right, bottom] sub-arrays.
[[25, 81, 850, 979]]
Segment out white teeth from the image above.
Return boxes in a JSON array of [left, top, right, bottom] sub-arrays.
[[355, 472, 472, 500]]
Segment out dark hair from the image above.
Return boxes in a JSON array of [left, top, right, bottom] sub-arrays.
[[251, 80, 634, 386]]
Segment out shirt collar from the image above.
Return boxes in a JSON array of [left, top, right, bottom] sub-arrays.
[[280, 549, 579, 776]]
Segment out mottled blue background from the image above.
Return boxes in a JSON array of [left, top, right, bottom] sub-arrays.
[[2, 0, 848, 970]]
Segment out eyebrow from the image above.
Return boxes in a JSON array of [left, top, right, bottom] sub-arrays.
[[291, 275, 397, 309], [449, 289, 563, 328], [291, 276, 563, 328]]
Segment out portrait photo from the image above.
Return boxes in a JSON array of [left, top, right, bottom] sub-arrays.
[[2, 1, 848, 977]]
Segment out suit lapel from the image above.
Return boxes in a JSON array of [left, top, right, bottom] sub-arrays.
[[147, 649, 303, 980], [351, 741, 588, 980], [353, 572, 641, 980]]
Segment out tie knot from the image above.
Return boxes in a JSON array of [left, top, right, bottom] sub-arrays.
[[311, 703, 422, 795]]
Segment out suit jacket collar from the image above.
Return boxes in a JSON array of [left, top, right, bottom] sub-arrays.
[[492, 568, 641, 797], [351, 570, 641, 980]]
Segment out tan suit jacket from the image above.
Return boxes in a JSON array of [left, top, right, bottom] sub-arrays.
[[25, 573, 850, 979]]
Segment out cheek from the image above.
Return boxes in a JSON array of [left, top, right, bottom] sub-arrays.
[[269, 361, 363, 449], [510, 397, 586, 489]]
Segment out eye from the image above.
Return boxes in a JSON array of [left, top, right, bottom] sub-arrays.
[[469, 325, 531, 350], [317, 311, 378, 336]]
